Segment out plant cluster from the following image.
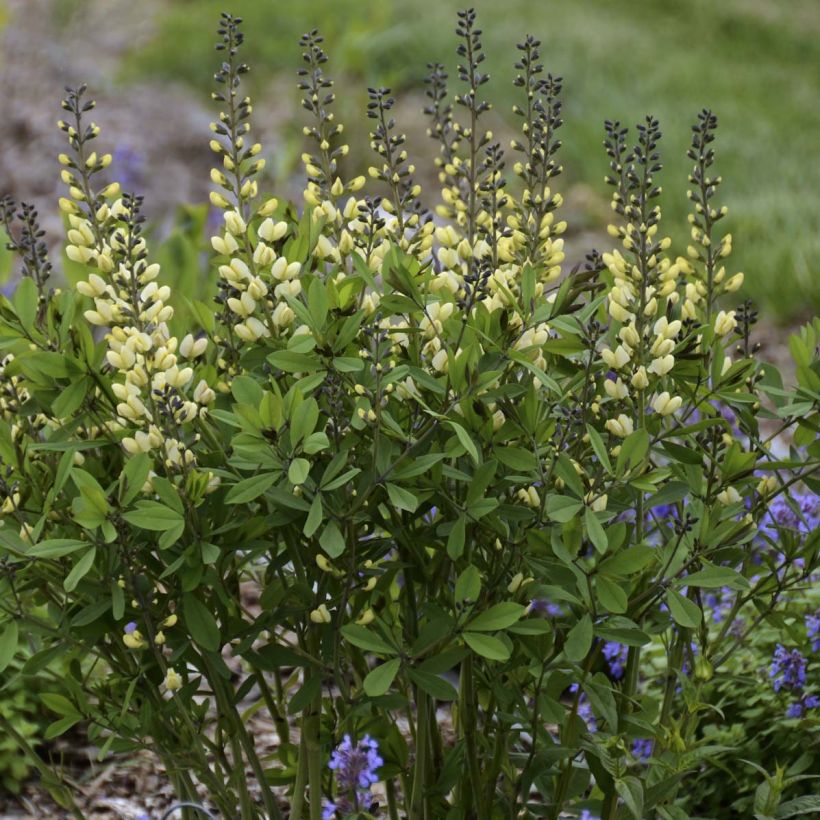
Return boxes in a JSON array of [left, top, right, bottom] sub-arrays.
[[0, 9, 819, 820]]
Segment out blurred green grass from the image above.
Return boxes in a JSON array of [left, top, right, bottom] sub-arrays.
[[125, 0, 820, 321]]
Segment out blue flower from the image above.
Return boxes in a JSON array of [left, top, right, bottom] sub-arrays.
[[704, 586, 735, 623], [324, 734, 383, 817], [602, 641, 628, 679], [529, 597, 563, 617], [770, 644, 807, 693], [569, 684, 597, 732], [786, 695, 820, 719], [759, 491, 819, 542], [806, 612, 820, 652], [632, 738, 653, 761]]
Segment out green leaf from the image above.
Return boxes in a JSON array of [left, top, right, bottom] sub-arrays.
[[304, 494, 323, 537], [599, 546, 656, 577], [44, 716, 82, 740], [41, 692, 81, 718], [321, 466, 361, 491], [13, 276, 38, 330], [447, 514, 466, 560], [151, 476, 184, 514], [463, 632, 510, 661], [183, 593, 221, 652], [596, 576, 628, 614], [595, 625, 651, 647], [547, 495, 582, 523], [120, 453, 151, 507], [616, 776, 644, 820], [122, 501, 183, 530], [71, 598, 111, 627], [446, 421, 480, 465], [683, 564, 749, 590], [28, 538, 88, 559], [775, 796, 820, 818], [647, 481, 690, 510], [288, 458, 311, 485], [466, 603, 526, 632], [585, 507, 608, 553], [494, 447, 537, 472], [363, 658, 401, 697], [386, 482, 419, 512], [554, 454, 585, 498], [341, 624, 396, 655], [586, 424, 613, 474], [267, 350, 322, 373], [616, 428, 649, 475], [319, 522, 346, 558], [307, 276, 329, 328], [64, 547, 96, 592], [52, 377, 90, 418], [408, 668, 458, 701], [455, 565, 481, 603], [231, 374, 263, 406], [0, 621, 19, 673], [666, 589, 702, 629], [287, 674, 321, 717], [564, 614, 593, 662], [224, 472, 277, 504]]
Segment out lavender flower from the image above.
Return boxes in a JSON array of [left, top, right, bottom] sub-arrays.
[[569, 684, 597, 732], [759, 491, 819, 542], [529, 597, 563, 617], [770, 645, 807, 693], [807, 612, 820, 652], [786, 695, 820, 719], [124, 621, 138, 634], [631, 738, 653, 761], [704, 586, 735, 623], [602, 641, 628, 679], [324, 734, 383, 818], [111, 144, 146, 189]]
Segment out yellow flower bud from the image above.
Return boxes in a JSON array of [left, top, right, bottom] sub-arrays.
[[164, 668, 183, 692]]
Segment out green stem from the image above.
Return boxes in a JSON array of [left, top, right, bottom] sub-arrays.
[[409, 689, 430, 817], [460, 654, 485, 819], [386, 778, 400, 820], [305, 688, 324, 820], [291, 730, 309, 820]]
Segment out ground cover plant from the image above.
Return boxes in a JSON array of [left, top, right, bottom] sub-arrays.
[[0, 8, 819, 819]]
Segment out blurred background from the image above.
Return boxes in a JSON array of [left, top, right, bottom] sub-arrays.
[[1, 0, 818, 322]]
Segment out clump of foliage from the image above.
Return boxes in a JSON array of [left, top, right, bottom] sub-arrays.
[[0, 9, 819, 820]]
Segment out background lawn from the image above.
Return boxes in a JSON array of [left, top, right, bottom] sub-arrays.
[[120, 0, 820, 321]]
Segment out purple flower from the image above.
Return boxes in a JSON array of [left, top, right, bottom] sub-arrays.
[[704, 586, 735, 623], [569, 684, 597, 732], [111, 144, 146, 189], [759, 491, 819, 542], [786, 695, 820, 719], [632, 738, 653, 761], [710, 400, 741, 438], [770, 645, 807, 693], [324, 734, 383, 817], [602, 641, 628, 679], [530, 598, 563, 617], [124, 621, 138, 634], [807, 612, 820, 653]]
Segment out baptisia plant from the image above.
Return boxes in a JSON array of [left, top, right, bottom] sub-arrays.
[[0, 9, 819, 820]]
